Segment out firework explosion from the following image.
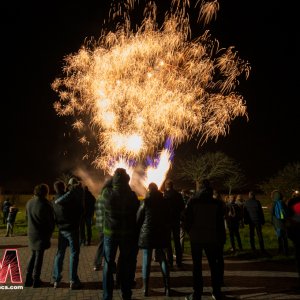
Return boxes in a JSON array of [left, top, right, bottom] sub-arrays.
[[52, 0, 250, 187]]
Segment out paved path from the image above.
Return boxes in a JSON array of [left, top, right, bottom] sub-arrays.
[[0, 235, 299, 300]]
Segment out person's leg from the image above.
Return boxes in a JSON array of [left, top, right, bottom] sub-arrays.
[[255, 224, 265, 251], [32, 249, 45, 287], [234, 224, 243, 250], [166, 228, 174, 267], [205, 245, 221, 298], [180, 226, 185, 254], [173, 223, 183, 266], [190, 242, 203, 298], [86, 217, 92, 245], [228, 225, 235, 251], [142, 248, 152, 296], [249, 223, 256, 250], [94, 231, 104, 269], [53, 231, 68, 284], [24, 250, 36, 286], [118, 239, 137, 299], [80, 218, 86, 246], [157, 248, 171, 296], [67, 230, 81, 284], [103, 236, 118, 300], [216, 244, 225, 285]]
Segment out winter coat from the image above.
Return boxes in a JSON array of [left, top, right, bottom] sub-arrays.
[[271, 198, 288, 237], [184, 187, 226, 245], [2, 200, 11, 213], [7, 207, 18, 224], [137, 189, 171, 249], [26, 196, 55, 250], [244, 196, 265, 226], [164, 188, 185, 226], [53, 185, 84, 231], [102, 179, 139, 241], [226, 202, 242, 227], [83, 188, 96, 218]]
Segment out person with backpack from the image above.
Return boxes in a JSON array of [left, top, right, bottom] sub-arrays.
[[270, 190, 289, 255]]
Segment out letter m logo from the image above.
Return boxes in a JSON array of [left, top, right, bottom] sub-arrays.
[[0, 249, 22, 283]]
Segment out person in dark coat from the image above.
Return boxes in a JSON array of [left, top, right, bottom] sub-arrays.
[[80, 185, 96, 246], [137, 182, 171, 297], [163, 180, 185, 268], [102, 168, 140, 300], [2, 198, 12, 224], [5, 204, 19, 237], [184, 179, 226, 300], [24, 183, 55, 288], [226, 194, 243, 252], [244, 190, 266, 253], [52, 177, 84, 290]]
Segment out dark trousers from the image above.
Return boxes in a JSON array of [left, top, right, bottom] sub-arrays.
[[80, 216, 93, 245], [190, 242, 222, 297], [228, 222, 243, 250], [102, 236, 138, 300], [26, 249, 45, 280], [249, 223, 265, 251], [167, 223, 182, 266], [94, 231, 104, 267]]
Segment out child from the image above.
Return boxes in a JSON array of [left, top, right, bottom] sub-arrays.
[[5, 205, 19, 237]]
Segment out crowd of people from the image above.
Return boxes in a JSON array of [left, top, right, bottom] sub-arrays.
[[1, 171, 300, 299]]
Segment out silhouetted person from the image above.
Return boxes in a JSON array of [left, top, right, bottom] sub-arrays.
[[184, 179, 225, 300], [52, 177, 84, 290], [2, 198, 11, 224], [226, 194, 243, 252], [101, 168, 139, 300], [24, 184, 55, 288], [5, 205, 18, 237], [271, 190, 288, 255], [164, 180, 185, 268], [80, 186, 96, 246], [244, 191, 266, 254], [137, 182, 171, 297]]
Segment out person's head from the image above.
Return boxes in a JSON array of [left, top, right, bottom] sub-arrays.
[[229, 194, 235, 203], [236, 194, 243, 202], [165, 180, 173, 190], [199, 179, 213, 197], [67, 177, 81, 190], [249, 190, 255, 199], [113, 168, 130, 187], [54, 180, 66, 194], [34, 183, 49, 198], [148, 182, 158, 192]]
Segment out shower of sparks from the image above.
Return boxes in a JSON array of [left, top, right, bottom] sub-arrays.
[[52, 0, 250, 180]]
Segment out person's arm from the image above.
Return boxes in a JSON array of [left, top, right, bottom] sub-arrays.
[[54, 190, 72, 205]]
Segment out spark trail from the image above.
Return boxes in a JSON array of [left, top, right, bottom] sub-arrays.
[[52, 0, 250, 184]]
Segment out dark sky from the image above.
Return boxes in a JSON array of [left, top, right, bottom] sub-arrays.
[[1, 0, 299, 193]]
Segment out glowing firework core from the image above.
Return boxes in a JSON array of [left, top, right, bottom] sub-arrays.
[[52, 0, 250, 187]]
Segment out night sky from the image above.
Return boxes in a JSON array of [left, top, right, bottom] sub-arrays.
[[1, 0, 299, 193]]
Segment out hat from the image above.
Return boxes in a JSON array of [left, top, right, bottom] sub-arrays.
[[113, 168, 130, 186], [68, 177, 79, 186]]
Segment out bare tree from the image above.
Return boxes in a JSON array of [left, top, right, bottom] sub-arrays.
[[176, 151, 243, 191], [259, 162, 300, 197]]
